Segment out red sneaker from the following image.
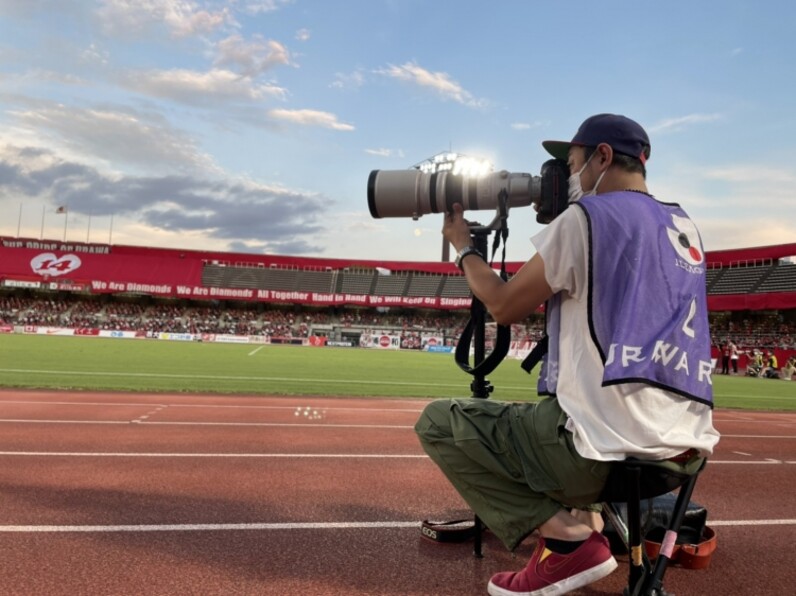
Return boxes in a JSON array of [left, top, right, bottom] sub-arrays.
[[487, 531, 617, 596]]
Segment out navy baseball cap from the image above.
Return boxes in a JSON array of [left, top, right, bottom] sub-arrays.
[[543, 113, 651, 164]]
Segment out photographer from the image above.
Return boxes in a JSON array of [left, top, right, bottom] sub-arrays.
[[415, 114, 720, 596], [747, 349, 764, 376], [762, 351, 780, 379], [783, 355, 796, 381]]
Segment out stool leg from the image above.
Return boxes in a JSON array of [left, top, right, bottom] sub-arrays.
[[602, 502, 630, 551], [626, 465, 646, 593], [642, 472, 700, 595]]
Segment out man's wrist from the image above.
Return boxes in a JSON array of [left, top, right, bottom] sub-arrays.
[[455, 245, 485, 270]]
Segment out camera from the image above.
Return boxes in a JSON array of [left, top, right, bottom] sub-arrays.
[[367, 158, 570, 225]]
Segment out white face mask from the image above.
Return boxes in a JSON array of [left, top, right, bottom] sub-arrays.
[[567, 152, 607, 203]]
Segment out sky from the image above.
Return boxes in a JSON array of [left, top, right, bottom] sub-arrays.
[[1, 0, 795, 263]]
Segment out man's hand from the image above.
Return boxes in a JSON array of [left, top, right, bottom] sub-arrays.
[[442, 203, 473, 252]]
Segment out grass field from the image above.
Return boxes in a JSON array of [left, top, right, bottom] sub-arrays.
[[1, 334, 795, 410]]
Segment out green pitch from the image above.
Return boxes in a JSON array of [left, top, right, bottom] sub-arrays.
[[0, 334, 794, 410]]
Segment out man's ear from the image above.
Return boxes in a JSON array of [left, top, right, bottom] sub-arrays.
[[597, 143, 613, 167]]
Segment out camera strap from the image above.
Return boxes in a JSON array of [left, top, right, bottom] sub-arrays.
[[454, 318, 510, 377], [521, 297, 550, 374], [454, 211, 512, 378], [521, 335, 548, 374]]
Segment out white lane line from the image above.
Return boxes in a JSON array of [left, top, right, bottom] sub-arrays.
[[0, 519, 794, 533], [712, 394, 796, 401], [710, 519, 796, 527], [0, 452, 427, 458], [144, 421, 413, 429], [0, 452, 792, 464], [0, 401, 167, 408], [0, 401, 425, 413], [247, 346, 263, 357], [708, 459, 787, 464], [0, 417, 793, 436], [0, 419, 414, 429], [721, 434, 796, 439], [0, 419, 129, 425], [3, 418, 793, 434], [732, 451, 752, 456], [0, 522, 420, 533]]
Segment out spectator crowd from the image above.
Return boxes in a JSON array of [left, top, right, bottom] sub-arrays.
[[2, 293, 794, 376]]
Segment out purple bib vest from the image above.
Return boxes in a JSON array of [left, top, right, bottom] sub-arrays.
[[538, 191, 714, 407]]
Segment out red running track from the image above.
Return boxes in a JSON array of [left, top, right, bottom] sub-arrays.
[[0, 389, 794, 595]]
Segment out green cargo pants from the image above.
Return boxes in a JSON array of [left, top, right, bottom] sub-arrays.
[[415, 396, 611, 551]]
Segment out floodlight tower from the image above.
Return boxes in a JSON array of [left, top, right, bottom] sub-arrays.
[[411, 152, 493, 262]]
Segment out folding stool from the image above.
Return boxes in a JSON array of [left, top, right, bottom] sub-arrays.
[[600, 455, 707, 596]]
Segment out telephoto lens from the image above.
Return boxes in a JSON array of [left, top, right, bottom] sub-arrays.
[[367, 169, 539, 220]]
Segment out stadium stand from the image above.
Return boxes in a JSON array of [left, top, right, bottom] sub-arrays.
[[338, 269, 377, 294], [1, 236, 794, 362], [372, 272, 409, 296], [406, 272, 444, 297], [707, 262, 773, 295], [757, 262, 796, 293], [440, 275, 471, 297], [297, 269, 336, 293]]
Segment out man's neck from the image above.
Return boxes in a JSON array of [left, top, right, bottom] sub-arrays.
[[600, 171, 648, 195]]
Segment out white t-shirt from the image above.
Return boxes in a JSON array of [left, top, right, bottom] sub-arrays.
[[532, 206, 720, 462]]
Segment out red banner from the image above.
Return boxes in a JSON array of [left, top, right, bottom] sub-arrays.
[[1, 236, 794, 311]]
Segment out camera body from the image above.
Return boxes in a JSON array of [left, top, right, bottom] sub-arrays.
[[535, 159, 570, 224], [367, 159, 570, 225]]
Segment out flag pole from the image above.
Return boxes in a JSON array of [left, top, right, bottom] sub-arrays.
[[17, 202, 22, 237], [63, 208, 68, 242], [86, 210, 92, 243], [108, 214, 114, 245], [40, 205, 45, 239]]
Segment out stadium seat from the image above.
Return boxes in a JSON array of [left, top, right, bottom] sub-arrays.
[[600, 454, 707, 596]]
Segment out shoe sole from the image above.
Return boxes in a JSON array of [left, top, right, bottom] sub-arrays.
[[487, 556, 618, 596]]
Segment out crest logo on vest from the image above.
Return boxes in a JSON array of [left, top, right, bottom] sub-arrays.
[[667, 214, 704, 271]]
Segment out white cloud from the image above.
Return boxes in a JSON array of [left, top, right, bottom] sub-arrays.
[[650, 161, 796, 252], [698, 218, 796, 250], [295, 28, 310, 42], [511, 121, 547, 131], [239, 0, 294, 15], [268, 108, 354, 131], [364, 148, 404, 158], [0, 142, 331, 254], [81, 42, 110, 66], [96, 0, 230, 38], [5, 101, 216, 173], [119, 68, 288, 105], [214, 34, 294, 77], [702, 165, 796, 185], [330, 70, 365, 89], [648, 113, 722, 133], [376, 61, 487, 108]]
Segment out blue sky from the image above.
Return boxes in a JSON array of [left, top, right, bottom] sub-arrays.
[[0, 0, 794, 263]]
